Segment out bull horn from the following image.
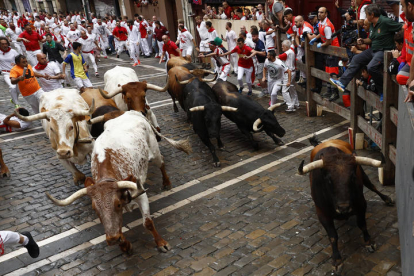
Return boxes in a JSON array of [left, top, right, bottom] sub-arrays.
[[268, 103, 283, 112], [355, 157, 382, 167], [253, 118, 263, 132], [146, 76, 169, 92], [13, 110, 49, 122], [222, 106, 238, 112], [46, 188, 88, 206], [176, 75, 194, 85], [117, 181, 148, 199], [74, 99, 95, 116], [298, 159, 324, 175], [201, 73, 218, 82], [99, 87, 123, 99], [189, 106, 205, 112], [88, 115, 105, 125]]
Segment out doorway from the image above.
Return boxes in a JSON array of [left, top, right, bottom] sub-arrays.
[[165, 0, 178, 40]]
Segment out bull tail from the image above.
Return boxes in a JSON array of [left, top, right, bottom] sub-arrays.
[[309, 135, 321, 147], [147, 122, 192, 155]]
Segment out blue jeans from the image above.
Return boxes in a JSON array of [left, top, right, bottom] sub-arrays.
[[108, 35, 115, 52]]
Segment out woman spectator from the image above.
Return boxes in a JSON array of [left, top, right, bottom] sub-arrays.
[[217, 7, 227, 19]]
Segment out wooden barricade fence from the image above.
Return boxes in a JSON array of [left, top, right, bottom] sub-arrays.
[[279, 30, 398, 186]]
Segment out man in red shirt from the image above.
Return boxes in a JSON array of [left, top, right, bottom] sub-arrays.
[[220, 37, 254, 95], [223, 2, 233, 19], [154, 21, 169, 59], [138, 16, 150, 58], [112, 20, 128, 58], [159, 35, 180, 71], [17, 24, 45, 67]]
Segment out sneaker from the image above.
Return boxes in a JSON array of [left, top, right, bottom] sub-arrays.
[[257, 82, 261, 87], [97, 59, 101, 62], [238, 88, 243, 94], [138, 59, 141, 65], [95, 72, 99, 77], [329, 78, 345, 93], [132, 63, 138, 67], [155, 55, 160, 58], [104, 56, 108, 59], [21, 232, 39, 258], [247, 91, 252, 96], [10, 99, 18, 108], [285, 108, 296, 113], [328, 92, 339, 102]]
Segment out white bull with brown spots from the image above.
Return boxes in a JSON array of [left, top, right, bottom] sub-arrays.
[[14, 89, 95, 185]]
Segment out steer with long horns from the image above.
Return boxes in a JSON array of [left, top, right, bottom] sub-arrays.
[[102, 66, 165, 132], [172, 76, 237, 167], [212, 79, 285, 150], [14, 89, 95, 185], [46, 110, 191, 254], [297, 137, 394, 273]]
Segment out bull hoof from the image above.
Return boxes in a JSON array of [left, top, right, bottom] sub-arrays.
[[1, 171, 10, 178], [157, 241, 171, 253], [275, 140, 284, 146], [384, 197, 395, 206], [163, 184, 172, 190], [366, 243, 377, 253], [213, 162, 221, 167], [332, 263, 344, 274], [73, 173, 86, 186]]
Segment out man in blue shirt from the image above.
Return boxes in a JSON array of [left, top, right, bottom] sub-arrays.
[[249, 29, 267, 97]]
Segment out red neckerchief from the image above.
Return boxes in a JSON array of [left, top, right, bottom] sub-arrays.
[[208, 27, 215, 33], [1, 23, 7, 28], [129, 25, 133, 31], [265, 27, 270, 32], [35, 62, 48, 70], [181, 28, 187, 32], [10, 26, 15, 31], [357, 0, 372, 19], [197, 23, 201, 27], [81, 35, 88, 40], [98, 22, 102, 25], [0, 235, 4, 256], [0, 47, 11, 55], [70, 28, 76, 31]]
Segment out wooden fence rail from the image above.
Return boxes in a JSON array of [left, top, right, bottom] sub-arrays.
[[276, 31, 398, 186]]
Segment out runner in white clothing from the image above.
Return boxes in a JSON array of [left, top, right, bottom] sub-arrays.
[[263, 21, 276, 52], [293, 15, 312, 83], [45, 14, 54, 28], [200, 38, 231, 81], [66, 24, 81, 50], [94, 18, 110, 58], [177, 25, 196, 61], [33, 53, 64, 91], [33, 17, 44, 31], [0, 231, 39, 258], [222, 22, 238, 75], [277, 40, 299, 111], [0, 37, 20, 107], [195, 16, 210, 69], [78, 30, 100, 76], [127, 20, 141, 66], [5, 23, 24, 54]]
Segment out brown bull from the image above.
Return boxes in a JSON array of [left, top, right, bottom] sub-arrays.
[[166, 56, 190, 72], [0, 148, 10, 178], [298, 138, 394, 273], [80, 88, 117, 110]]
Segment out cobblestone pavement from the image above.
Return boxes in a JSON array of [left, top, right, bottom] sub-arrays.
[[0, 54, 400, 276]]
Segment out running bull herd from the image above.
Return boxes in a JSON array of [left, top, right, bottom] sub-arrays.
[[0, 57, 394, 273]]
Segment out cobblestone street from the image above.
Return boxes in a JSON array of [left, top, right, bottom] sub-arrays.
[[0, 55, 401, 276]]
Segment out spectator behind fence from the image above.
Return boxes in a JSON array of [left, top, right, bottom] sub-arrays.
[[330, 4, 402, 102], [223, 2, 233, 19], [391, 31, 407, 82], [400, 0, 414, 102]]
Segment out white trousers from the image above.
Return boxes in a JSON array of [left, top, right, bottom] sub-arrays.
[[157, 40, 164, 56], [26, 50, 42, 67], [73, 77, 93, 89], [2, 72, 20, 105], [24, 88, 44, 114], [128, 41, 140, 64], [11, 41, 24, 55], [181, 46, 193, 58], [117, 41, 127, 55], [269, 72, 299, 109], [218, 63, 231, 81], [296, 47, 306, 78], [147, 34, 153, 54], [140, 38, 150, 56], [237, 66, 253, 91], [230, 52, 238, 73], [82, 52, 98, 73], [0, 231, 27, 246]]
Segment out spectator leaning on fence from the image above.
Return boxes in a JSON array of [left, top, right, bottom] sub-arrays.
[[400, 0, 414, 102], [330, 4, 402, 102]]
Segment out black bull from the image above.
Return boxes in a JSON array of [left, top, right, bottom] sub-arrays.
[[211, 79, 285, 150], [298, 138, 394, 273]]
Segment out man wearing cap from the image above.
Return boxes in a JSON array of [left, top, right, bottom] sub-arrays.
[[200, 37, 230, 81], [220, 37, 255, 95]]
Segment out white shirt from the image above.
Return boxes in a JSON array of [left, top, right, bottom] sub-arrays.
[[34, 20, 44, 31], [196, 21, 209, 41], [0, 48, 19, 71], [245, 38, 255, 49], [127, 25, 140, 42], [0, 114, 31, 132], [94, 23, 109, 37], [264, 58, 288, 83], [5, 27, 22, 42], [71, 15, 76, 23], [178, 30, 194, 49], [75, 15, 82, 24], [12, 15, 18, 26], [207, 29, 218, 41], [33, 62, 62, 92], [67, 29, 80, 42], [61, 25, 70, 36], [51, 23, 61, 34], [78, 36, 96, 52], [33, 12, 38, 18], [241, 16, 247, 20], [359, 5, 367, 20], [120, 21, 127, 28], [219, 13, 227, 20], [107, 20, 116, 32], [255, 11, 264, 21], [280, 48, 295, 70], [225, 30, 237, 51], [265, 28, 276, 50], [320, 18, 332, 39], [45, 17, 54, 27], [92, 18, 98, 24], [213, 46, 229, 66]]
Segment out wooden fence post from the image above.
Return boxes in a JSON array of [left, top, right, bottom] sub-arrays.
[[349, 78, 364, 149], [305, 36, 317, 117], [381, 51, 398, 186]]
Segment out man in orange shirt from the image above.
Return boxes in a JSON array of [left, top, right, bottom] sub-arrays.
[[10, 54, 49, 114]]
